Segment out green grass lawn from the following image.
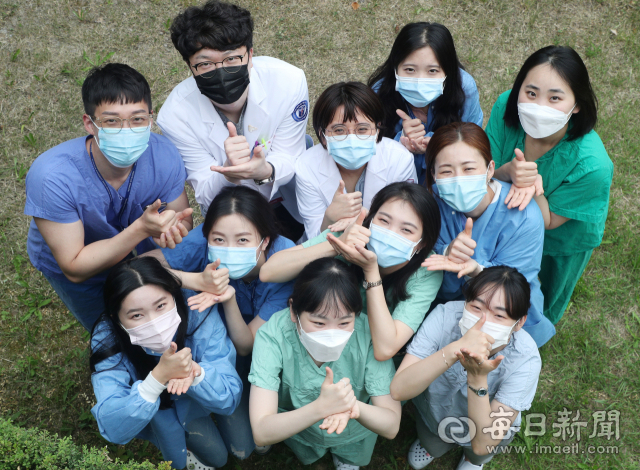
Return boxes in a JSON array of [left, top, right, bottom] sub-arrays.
[[1, 0, 639, 468]]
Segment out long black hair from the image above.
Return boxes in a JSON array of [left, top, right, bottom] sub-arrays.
[[90, 257, 200, 409], [463, 266, 531, 321], [203, 185, 281, 252], [503, 45, 598, 140], [358, 182, 441, 306], [368, 22, 466, 139], [290, 257, 362, 318]]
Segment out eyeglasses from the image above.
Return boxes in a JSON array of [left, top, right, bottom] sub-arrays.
[[325, 124, 377, 141], [90, 114, 152, 134], [191, 53, 248, 75]]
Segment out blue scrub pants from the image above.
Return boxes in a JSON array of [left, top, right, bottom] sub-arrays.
[[43, 273, 104, 331]]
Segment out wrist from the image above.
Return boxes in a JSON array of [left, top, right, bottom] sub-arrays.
[[467, 375, 489, 388], [442, 343, 459, 366], [363, 267, 381, 282], [151, 367, 168, 385]]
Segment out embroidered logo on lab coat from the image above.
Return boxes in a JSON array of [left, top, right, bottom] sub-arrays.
[[248, 125, 257, 132], [292, 100, 309, 122]]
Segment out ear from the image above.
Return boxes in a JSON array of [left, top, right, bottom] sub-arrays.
[[82, 114, 97, 136], [261, 237, 270, 252], [487, 160, 496, 182], [512, 315, 526, 332], [572, 104, 580, 114], [289, 305, 298, 324]]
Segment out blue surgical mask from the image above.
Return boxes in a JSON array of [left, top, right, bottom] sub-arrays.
[[94, 125, 151, 168], [207, 239, 264, 279], [435, 170, 488, 213], [395, 72, 446, 108], [326, 133, 376, 170], [368, 223, 421, 268]]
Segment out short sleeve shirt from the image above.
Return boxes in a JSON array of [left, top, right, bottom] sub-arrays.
[[406, 301, 542, 441], [24, 134, 187, 283], [248, 308, 396, 446], [485, 91, 614, 256], [302, 229, 443, 332], [161, 224, 296, 324]]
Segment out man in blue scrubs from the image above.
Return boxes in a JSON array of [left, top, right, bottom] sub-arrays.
[[24, 63, 193, 330]]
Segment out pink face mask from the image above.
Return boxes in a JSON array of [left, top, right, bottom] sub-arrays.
[[123, 302, 182, 353]]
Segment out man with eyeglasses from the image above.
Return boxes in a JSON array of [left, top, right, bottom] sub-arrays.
[[24, 63, 193, 331], [158, 0, 309, 242]]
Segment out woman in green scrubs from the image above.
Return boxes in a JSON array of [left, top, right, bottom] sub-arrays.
[[486, 45, 613, 325], [248, 257, 401, 470]]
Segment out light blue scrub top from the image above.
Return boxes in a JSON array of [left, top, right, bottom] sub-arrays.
[[433, 179, 556, 347], [90, 290, 242, 469]]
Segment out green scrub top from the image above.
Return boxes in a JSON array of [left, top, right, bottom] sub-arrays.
[[485, 91, 613, 257], [248, 308, 396, 448], [302, 229, 443, 332]]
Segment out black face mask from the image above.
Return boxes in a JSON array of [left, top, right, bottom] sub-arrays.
[[194, 64, 250, 105]]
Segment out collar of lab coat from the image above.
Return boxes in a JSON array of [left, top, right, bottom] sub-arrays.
[[197, 67, 269, 151], [316, 141, 389, 207]]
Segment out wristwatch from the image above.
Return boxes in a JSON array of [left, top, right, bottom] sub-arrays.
[[254, 162, 275, 185], [362, 279, 383, 290], [468, 384, 488, 397]]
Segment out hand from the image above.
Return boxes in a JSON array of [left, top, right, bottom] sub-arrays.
[[187, 286, 236, 312], [336, 208, 370, 248], [397, 109, 429, 153], [504, 174, 544, 211], [167, 362, 202, 396], [316, 367, 357, 417], [199, 259, 230, 295], [327, 233, 378, 272], [456, 348, 504, 377], [138, 200, 179, 239], [319, 401, 360, 435], [154, 208, 193, 249], [509, 149, 538, 187], [454, 312, 495, 360], [223, 122, 251, 166], [448, 218, 476, 264], [213, 123, 273, 181], [328, 215, 358, 233], [325, 180, 363, 225], [153, 342, 193, 384], [422, 253, 480, 278]]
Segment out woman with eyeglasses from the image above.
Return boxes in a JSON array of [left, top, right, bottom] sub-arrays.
[[295, 82, 417, 240]]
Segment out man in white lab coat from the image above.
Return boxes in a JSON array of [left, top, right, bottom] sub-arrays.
[[158, 0, 308, 240]]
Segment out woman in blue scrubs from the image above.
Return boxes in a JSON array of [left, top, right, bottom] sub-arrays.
[[422, 122, 555, 347], [90, 257, 242, 469], [368, 22, 483, 185]]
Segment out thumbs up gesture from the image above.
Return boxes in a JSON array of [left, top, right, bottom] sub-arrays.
[[504, 149, 544, 211], [212, 122, 273, 182], [152, 342, 193, 385], [325, 180, 363, 228], [316, 367, 357, 417], [454, 312, 496, 361], [397, 109, 430, 154], [139, 199, 178, 239], [198, 259, 230, 295], [327, 209, 378, 272], [508, 148, 538, 187], [447, 218, 476, 264]]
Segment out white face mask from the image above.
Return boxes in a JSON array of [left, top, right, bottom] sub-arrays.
[[458, 307, 519, 349], [122, 301, 182, 354], [297, 321, 353, 363], [517, 102, 576, 139]]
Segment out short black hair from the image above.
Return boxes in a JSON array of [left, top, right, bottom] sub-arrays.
[[312, 82, 385, 149], [82, 63, 152, 116], [290, 258, 362, 319], [503, 45, 598, 140], [463, 266, 531, 321], [202, 186, 280, 252], [170, 0, 253, 63]]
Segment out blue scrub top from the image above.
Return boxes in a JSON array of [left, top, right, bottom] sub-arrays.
[[433, 179, 556, 347], [161, 224, 295, 325], [373, 68, 483, 185], [25, 134, 187, 284], [90, 289, 242, 469]]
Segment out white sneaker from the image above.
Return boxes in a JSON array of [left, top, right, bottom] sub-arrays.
[[254, 444, 272, 456], [332, 453, 359, 469], [407, 439, 434, 469], [456, 454, 484, 470], [186, 450, 215, 470]]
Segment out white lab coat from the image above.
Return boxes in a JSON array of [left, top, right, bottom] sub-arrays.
[[295, 137, 418, 239], [157, 56, 309, 221]]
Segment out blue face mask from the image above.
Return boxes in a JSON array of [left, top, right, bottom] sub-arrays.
[[395, 72, 446, 108], [435, 170, 488, 213], [207, 239, 264, 280], [326, 134, 376, 170], [368, 223, 421, 268], [95, 125, 151, 168]]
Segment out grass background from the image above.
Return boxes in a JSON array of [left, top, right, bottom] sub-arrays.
[[1, 0, 639, 468]]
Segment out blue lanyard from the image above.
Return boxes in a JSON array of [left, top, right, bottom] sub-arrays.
[[89, 141, 137, 231]]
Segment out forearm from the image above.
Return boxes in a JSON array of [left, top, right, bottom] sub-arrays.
[[260, 242, 337, 283], [493, 162, 513, 183], [533, 194, 568, 230], [221, 297, 254, 356], [467, 375, 499, 455], [252, 400, 325, 446], [363, 268, 401, 361], [390, 343, 458, 401], [355, 399, 401, 440]]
